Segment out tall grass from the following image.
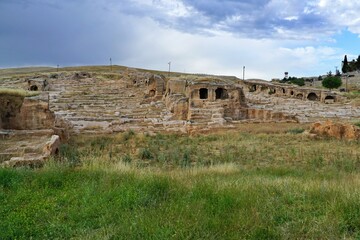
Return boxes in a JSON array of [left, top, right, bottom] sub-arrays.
[[1, 131, 360, 239], [0, 88, 39, 97]]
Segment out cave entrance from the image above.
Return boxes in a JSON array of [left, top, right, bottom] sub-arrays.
[[324, 95, 335, 104], [215, 88, 228, 100], [199, 88, 208, 99], [250, 85, 257, 92], [307, 92, 318, 101], [296, 93, 303, 99], [30, 85, 38, 91], [149, 90, 156, 97]]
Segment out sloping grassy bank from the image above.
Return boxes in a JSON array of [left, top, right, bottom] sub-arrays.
[[2, 166, 360, 239], [1, 130, 360, 239]]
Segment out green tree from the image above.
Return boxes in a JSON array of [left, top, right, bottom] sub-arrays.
[[356, 55, 360, 70], [322, 76, 342, 90], [290, 78, 305, 86], [335, 69, 341, 76], [342, 55, 349, 73]]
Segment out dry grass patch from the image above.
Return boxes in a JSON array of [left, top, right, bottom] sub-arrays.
[[0, 88, 39, 97]]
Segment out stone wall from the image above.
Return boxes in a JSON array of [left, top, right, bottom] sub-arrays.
[[164, 78, 248, 123], [247, 108, 297, 122], [241, 80, 344, 103]]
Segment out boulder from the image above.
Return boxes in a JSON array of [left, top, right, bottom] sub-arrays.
[[310, 121, 360, 140]]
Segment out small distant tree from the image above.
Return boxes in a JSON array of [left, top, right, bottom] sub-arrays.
[[356, 55, 360, 70], [335, 69, 341, 76], [290, 78, 305, 86], [322, 76, 342, 91], [318, 75, 323, 81], [327, 71, 332, 76], [342, 55, 349, 73], [281, 76, 304, 86], [349, 59, 357, 72]]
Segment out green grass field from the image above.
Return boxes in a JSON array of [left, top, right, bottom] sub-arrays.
[[2, 127, 360, 239]]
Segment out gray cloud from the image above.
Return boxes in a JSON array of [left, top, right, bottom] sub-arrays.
[[0, 0, 354, 79], [115, 0, 338, 39], [0, 1, 136, 67]]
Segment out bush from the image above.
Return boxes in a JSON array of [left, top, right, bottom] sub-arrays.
[[123, 129, 136, 141], [322, 76, 342, 90], [287, 128, 305, 134], [122, 154, 132, 163], [138, 148, 153, 160], [181, 150, 191, 168], [58, 144, 80, 167]]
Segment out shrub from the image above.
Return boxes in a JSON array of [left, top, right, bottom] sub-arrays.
[[123, 129, 136, 141], [287, 128, 305, 134], [322, 76, 342, 90], [138, 148, 153, 160], [181, 150, 191, 168], [58, 144, 80, 167], [122, 154, 132, 164]]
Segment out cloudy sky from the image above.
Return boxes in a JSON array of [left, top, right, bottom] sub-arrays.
[[1, 0, 360, 80]]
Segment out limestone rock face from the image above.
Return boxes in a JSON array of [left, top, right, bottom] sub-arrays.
[[8, 94, 55, 130], [1, 93, 55, 130], [310, 121, 360, 140], [43, 135, 60, 157], [1, 133, 60, 168], [0, 94, 24, 129]]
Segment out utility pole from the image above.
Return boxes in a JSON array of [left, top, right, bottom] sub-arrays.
[[57, 64, 59, 72], [168, 61, 171, 78], [243, 66, 245, 80], [110, 58, 112, 72]]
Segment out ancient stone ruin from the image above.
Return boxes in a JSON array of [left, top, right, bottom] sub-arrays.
[[1, 67, 360, 166]]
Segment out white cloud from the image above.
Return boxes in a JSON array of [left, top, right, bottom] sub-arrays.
[[0, 0, 354, 79], [314, 1, 360, 35]]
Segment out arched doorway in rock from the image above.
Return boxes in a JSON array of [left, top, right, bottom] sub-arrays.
[[199, 88, 208, 99], [282, 88, 286, 94], [250, 85, 257, 92], [290, 90, 294, 96], [307, 92, 318, 101], [215, 88, 228, 100], [149, 90, 156, 97], [30, 85, 38, 91], [296, 93, 303, 99], [324, 95, 335, 103]]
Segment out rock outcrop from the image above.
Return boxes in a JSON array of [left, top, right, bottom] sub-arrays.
[[310, 121, 360, 140]]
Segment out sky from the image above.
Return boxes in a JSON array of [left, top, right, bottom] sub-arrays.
[[0, 0, 360, 80]]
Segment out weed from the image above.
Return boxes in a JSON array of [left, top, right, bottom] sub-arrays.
[[58, 144, 80, 167], [287, 128, 305, 134], [138, 148, 153, 160], [123, 129, 135, 141], [181, 150, 191, 168], [122, 154, 132, 164], [0, 88, 39, 97]]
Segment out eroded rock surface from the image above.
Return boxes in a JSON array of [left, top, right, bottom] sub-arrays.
[[1, 67, 360, 166], [310, 121, 360, 140]]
